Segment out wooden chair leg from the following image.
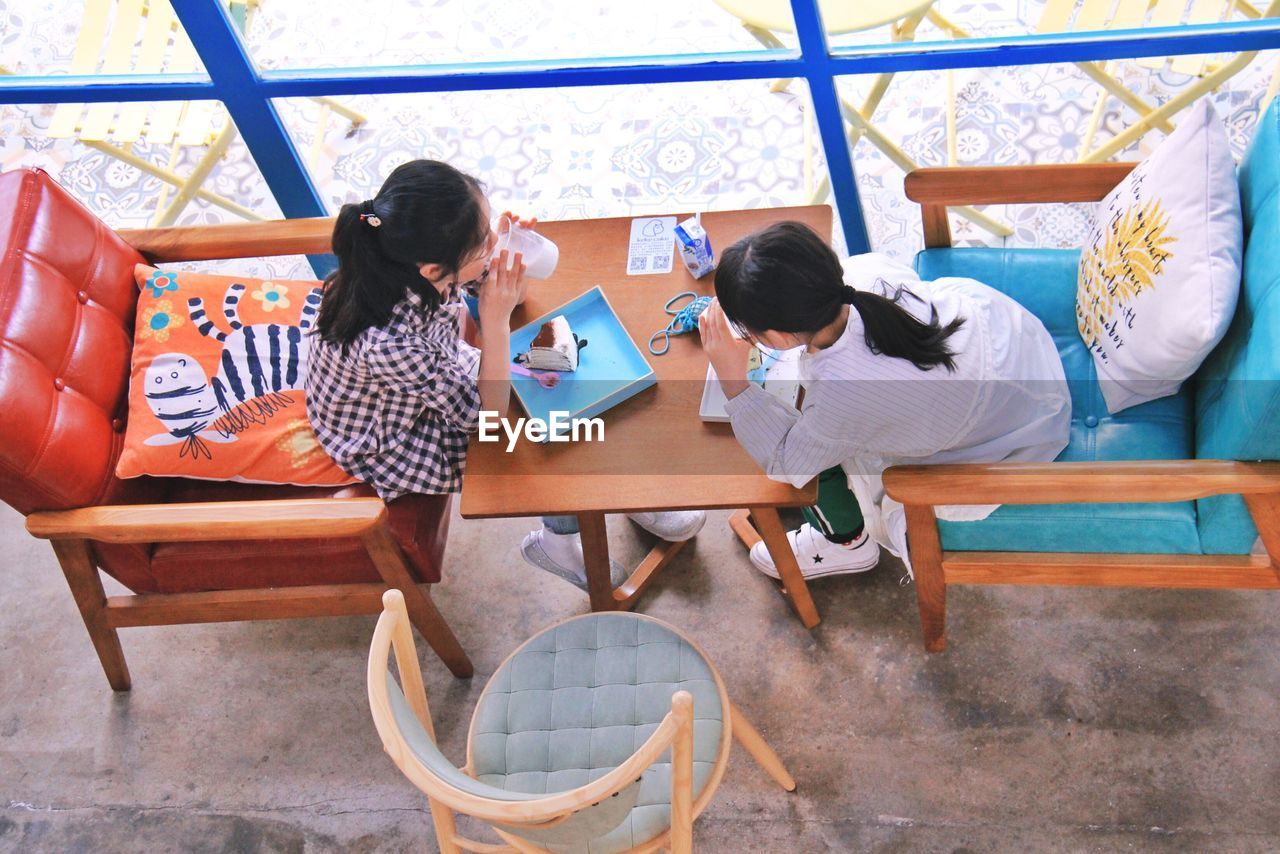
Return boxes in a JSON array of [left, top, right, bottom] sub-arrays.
[[427, 795, 464, 854], [749, 507, 821, 629], [1244, 492, 1280, 576], [362, 525, 473, 679], [49, 539, 131, 691], [903, 504, 946, 652], [730, 701, 795, 792]]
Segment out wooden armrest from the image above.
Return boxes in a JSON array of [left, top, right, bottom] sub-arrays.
[[904, 164, 1138, 206], [26, 497, 387, 543], [117, 217, 336, 263], [883, 460, 1280, 506]]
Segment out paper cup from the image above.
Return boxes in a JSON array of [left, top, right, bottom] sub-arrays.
[[492, 215, 559, 279]]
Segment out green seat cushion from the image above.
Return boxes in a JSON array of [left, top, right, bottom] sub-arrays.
[[915, 248, 1202, 555], [470, 612, 724, 854]]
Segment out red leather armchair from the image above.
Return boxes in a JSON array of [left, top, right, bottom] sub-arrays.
[[0, 168, 472, 690]]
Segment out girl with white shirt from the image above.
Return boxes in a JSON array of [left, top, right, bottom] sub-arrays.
[[699, 221, 1071, 579]]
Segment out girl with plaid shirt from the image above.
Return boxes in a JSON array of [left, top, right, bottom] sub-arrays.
[[306, 160, 704, 592]]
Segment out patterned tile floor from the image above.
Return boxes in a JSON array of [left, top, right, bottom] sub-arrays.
[[2, 0, 1277, 280]]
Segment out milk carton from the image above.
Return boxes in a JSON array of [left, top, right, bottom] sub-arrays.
[[674, 214, 716, 279]]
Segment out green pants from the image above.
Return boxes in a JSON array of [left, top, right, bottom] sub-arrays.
[[801, 466, 865, 543]]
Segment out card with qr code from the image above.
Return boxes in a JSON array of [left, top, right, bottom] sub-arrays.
[[626, 216, 675, 276]]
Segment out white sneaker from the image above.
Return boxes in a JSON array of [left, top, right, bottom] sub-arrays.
[[626, 511, 706, 541], [520, 527, 629, 591], [749, 523, 880, 580]]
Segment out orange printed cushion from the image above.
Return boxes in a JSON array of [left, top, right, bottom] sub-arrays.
[[116, 266, 357, 486]]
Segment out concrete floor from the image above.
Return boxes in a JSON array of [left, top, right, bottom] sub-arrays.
[[2, 500, 1279, 853]]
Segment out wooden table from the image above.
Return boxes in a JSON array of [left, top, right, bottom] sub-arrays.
[[460, 205, 830, 627]]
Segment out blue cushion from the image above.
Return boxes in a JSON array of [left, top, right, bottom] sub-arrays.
[[914, 248, 1201, 554], [1194, 99, 1280, 554], [470, 612, 725, 854]]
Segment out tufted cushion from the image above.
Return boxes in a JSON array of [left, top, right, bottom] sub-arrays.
[[0, 168, 156, 514], [0, 168, 452, 593], [915, 248, 1201, 554], [0, 168, 163, 589], [470, 612, 725, 854], [1194, 98, 1280, 554]]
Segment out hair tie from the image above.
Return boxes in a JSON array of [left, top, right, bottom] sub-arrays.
[[841, 284, 859, 305], [358, 200, 382, 227]]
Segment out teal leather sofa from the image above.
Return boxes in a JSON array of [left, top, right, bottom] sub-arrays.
[[884, 98, 1280, 652]]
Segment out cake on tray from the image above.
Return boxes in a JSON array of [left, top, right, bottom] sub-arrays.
[[514, 314, 587, 372]]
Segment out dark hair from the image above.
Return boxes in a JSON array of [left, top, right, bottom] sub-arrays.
[[714, 221, 964, 372], [316, 160, 489, 344]]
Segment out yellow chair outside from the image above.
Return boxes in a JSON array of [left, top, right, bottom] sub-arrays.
[[713, 0, 1013, 241], [41, 0, 365, 226], [1028, 0, 1280, 162]]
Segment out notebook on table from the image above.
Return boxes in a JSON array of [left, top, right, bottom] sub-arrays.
[[700, 346, 803, 422]]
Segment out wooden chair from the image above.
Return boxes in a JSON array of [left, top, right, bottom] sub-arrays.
[[883, 98, 1280, 652], [39, 0, 364, 226], [1, 166, 469, 691], [368, 590, 795, 853]]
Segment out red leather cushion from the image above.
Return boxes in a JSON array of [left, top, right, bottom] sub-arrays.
[[0, 168, 453, 597], [0, 168, 158, 514], [145, 480, 451, 592]]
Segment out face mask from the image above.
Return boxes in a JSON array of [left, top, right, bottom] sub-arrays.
[[649, 291, 713, 355], [459, 265, 490, 297]]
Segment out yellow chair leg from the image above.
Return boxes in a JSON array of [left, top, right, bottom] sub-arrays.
[[1263, 59, 1280, 112], [310, 95, 366, 128], [153, 120, 240, 227], [309, 102, 332, 172], [83, 140, 261, 222], [946, 68, 958, 167], [1075, 60, 1176, 135], [1082, 48, 1260, 162], [802, 97, 814, 201], [811, 98, 1012, 238], [740, 23, 793, 93], [1079, 81, 1111, 163]]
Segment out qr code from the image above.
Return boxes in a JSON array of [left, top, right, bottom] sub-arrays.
[[629, 256, 648, 273]]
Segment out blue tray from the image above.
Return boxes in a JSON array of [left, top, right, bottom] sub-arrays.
[[509, 286, 656, 433]]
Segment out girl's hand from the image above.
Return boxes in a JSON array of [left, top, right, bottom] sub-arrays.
[[699, 300, 752, 399], [500, 211, 538, 232], [479, 249, 525, 329]]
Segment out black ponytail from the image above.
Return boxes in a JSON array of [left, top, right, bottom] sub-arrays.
[[714, 221, 963, 372], [316, 160, 490, 345]]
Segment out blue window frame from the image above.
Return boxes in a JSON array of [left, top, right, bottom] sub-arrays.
[[4, 0, 1280, 274]]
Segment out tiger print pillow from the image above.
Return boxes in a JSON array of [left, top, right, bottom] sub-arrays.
[[116, 266, 357, 486]]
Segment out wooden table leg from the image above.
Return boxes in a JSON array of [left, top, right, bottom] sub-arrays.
[[577, 512, 619, 612], [749, 507, 821, 629], [613, 537, 687, 610]]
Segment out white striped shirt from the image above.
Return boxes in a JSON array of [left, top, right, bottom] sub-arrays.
[[724, 253, 1070, 561]]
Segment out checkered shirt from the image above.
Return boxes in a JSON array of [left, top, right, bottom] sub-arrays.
[[305, 286, 482, 499]]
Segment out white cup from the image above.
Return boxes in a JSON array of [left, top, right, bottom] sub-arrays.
[[492, 215, 559, 279]]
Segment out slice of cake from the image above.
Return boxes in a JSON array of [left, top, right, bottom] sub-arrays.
[[516, 315, 586, 372]]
